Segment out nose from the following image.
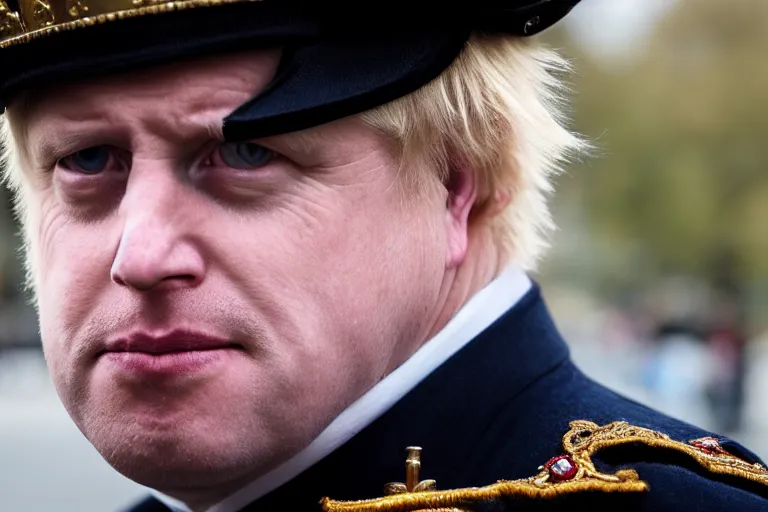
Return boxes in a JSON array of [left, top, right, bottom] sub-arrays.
[[110, 166, 205, 292]]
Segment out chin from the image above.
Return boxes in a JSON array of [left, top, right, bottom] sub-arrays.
[[87, 405, 263, 491], [115, 434, 242, 490], [68, 372, 266, 491]]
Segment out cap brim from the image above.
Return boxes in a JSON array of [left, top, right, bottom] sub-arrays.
[[222, 29, 470, 140]]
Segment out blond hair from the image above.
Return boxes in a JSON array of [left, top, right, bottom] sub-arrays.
[[363, 33, 586, 270], [0, 100, 37, 293], [0, 33, 585, 292]]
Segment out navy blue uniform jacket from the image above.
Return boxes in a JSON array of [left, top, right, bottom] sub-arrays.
[[128, 284, 768, 511]]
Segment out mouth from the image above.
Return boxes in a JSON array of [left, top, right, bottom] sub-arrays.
[[101, 328, 239, 354], [98, 329, 241, 376]]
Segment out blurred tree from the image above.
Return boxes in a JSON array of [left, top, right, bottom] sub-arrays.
[[544, 0, 768, 328]]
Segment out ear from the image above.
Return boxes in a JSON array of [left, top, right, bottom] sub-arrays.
[[443, 159, 478, 269]]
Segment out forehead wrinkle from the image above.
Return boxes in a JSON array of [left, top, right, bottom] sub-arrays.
[[130, 80, 262, 143], [23, 48, 282, 151]]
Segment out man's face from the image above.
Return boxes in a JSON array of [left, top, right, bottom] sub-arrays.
[[17, 50, 453, 496]]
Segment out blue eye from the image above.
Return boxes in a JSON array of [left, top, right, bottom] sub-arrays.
[[218, 142, 274, 169], [60, 146, 112, 174]]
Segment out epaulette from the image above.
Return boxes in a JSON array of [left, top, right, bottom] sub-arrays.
[[320, 420, 768, 511]]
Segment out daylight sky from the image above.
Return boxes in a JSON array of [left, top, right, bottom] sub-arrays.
[[564, 0, 679, 61]]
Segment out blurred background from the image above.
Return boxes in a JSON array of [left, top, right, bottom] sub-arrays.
[[1, 0, 767, 510]]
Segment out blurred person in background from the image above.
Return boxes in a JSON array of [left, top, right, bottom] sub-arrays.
[[0, 2, 766, 512], [705, 250, 749, 434], [644, 319, 714, 429]]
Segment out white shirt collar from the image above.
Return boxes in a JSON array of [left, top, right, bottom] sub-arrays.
[[153, 265, 532, 512]]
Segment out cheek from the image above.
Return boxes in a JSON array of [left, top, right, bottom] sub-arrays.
[[243, 184, 429, 296], [293, 179, 442, 271], [225, 179, 446, 359], [34, 196, 116, 368]]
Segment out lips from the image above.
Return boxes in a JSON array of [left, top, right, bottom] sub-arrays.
[[101, 329, 236, 356], [97, 329, 240, 377]]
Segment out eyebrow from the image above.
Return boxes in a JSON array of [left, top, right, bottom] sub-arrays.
[[27, 123, 120, 167], [27, 110, 230, 159]]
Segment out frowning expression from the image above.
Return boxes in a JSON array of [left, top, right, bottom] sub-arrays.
[[14, 49, 452, 498]]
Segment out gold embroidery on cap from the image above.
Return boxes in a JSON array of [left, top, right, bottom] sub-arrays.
[[0, 0, 24, 38], [66, 0, 88, 17], [131, 0, 165, 7], [31, 0, 54, 26], [1, 0, 260, 47]]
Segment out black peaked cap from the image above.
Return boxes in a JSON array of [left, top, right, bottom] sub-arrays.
[[0, 1, 582, 138]]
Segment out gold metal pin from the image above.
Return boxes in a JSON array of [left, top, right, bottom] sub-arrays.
[[384, 446, 436, 495]]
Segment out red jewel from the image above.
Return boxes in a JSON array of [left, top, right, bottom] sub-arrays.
[[690, 437, 727, 455], [543, 455, 577, 481]]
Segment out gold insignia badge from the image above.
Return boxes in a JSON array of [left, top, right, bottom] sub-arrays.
[[320, 420, 768, 512]]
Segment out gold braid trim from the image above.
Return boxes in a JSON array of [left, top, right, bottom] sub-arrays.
[[319, 479, 647, 512], [565, 420, 768, 487], [320, 420, 768, 512]]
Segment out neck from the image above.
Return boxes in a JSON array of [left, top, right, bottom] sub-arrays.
[[160, 228, 506, 512], [378, 225, 502, 377], [425, 226, 503, 343]]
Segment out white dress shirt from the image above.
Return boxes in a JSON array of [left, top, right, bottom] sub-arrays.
[[154, 265, 532, 512]]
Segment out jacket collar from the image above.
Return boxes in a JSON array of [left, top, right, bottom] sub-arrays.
[[235, 282, 571, 511]]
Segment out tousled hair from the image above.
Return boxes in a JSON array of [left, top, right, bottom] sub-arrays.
[[362, 33, 586, 270]]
